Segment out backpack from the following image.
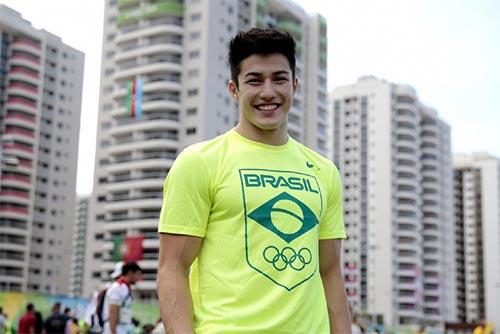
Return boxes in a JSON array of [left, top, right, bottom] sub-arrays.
[[94, 288, 108, 328]]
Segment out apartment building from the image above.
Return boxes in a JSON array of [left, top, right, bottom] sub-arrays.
[[0, 5, 84, 294], [69, 196, 89, 297], [331, 76, 456, 327], [454, 153, 500, 328], [83, 0, 329, 299]]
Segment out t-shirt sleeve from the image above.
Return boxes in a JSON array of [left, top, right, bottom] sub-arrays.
[[108, 284, 128, 306], [158, 148, 211, 237], [319, 164, 346, 240]]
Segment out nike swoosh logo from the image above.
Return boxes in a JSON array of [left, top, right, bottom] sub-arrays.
[[306, 162, 314, 168]]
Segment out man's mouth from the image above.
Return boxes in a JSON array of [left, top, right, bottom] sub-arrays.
[[255, 103, 280, 112]]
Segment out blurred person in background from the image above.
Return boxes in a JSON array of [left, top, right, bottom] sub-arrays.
[[18, 304, 36, 334]]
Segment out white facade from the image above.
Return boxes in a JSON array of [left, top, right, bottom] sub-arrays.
[[69, 196, 89, 297], [331, 76, 456, 327], [0, 5, 84, 295], [454, 153, 500, 328], [83, 0, 329, 299]]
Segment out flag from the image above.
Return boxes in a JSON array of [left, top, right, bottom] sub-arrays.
[[125, 78, 142, 119], [112, 235, 144, 262], [135, 78, 143, 119]]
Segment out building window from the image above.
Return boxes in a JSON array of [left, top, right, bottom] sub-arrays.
[[190, 13, 201, 21], [188, 69, 199, 78], [186, 127, 197, 135], [190, 31, 201, 40], [187, 89, 198, 96], [189, 50, 200, 59], [187, 107, 197, 116]]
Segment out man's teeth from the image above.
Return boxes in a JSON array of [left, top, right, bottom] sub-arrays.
[[257, 104, 278, 111]]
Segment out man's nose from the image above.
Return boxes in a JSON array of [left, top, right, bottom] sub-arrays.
[[260, 79, 276, 99]]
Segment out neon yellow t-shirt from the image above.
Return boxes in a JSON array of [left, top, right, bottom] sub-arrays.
[[158, 129, 346, 334]]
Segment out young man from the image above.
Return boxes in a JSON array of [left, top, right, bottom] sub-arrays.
[[43, 302, 68, 334], [157, 28, 351, 333], [103, 261, 142, 334], [18, 304, 36, 334]]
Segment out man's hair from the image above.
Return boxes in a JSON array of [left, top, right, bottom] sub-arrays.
[[27, 304, 34, 311], [121, 261, 141, 275], [228, 28, 296, 87]]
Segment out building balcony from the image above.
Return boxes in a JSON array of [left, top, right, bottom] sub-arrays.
[[106, 157, 175, 174], [9, 54, 41, 72], [0, 191, 30, 205], [11, 38, 41, 55], [0, 205, 29, 216], [111, 120, 180, 138], [6, 83, 39, 100], [104, 197, 162, 211], [114, 61, 182, 81], [396, 113, 419, 126], [0, 171, 31, 183], [4, 113, 36, 129], [5, 97, 37, 113], [113, 80, 181, 101], [111, 99, 181, 118], [8, 68, 40, 85], [116, 23, 184, 45], [4, 128, 35, 143]]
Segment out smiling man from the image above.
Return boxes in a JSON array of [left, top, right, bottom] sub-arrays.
[[157, 28, 351, 333]]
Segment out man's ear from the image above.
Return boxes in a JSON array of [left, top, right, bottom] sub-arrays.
[[292, 77, 299, 95], [228, 80, 239, 101]]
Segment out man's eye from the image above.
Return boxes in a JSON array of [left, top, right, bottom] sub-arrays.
[[275, 77, 288, 82], [246, 80, 261, 85]]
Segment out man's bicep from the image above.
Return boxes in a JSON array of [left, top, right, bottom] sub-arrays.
[[158, 233, 203, 272], [319, 238, 342, 274]]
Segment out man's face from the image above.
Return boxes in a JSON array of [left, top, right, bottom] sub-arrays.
[[130, 270, 142, 284], [229, 53, 298, 137]]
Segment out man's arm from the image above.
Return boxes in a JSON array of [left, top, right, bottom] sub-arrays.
[[319, 239, 351, 334], [157, 233, 203, 334], [108, 304, 120, 334]]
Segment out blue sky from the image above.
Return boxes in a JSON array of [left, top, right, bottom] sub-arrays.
[[1, 0, 498, 195]]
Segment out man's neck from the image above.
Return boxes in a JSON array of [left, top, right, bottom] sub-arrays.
[[234, 123, 288, 146]]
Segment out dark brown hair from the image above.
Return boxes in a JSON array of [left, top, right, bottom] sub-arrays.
[[228, 28, 296, 87]]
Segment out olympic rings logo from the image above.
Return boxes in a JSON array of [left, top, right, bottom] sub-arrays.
[[263, 246, 312, 271]]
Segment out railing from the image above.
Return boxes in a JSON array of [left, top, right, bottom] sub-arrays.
[[8, 82, 38, 93], [3, 143, 33, 154], [12, 37, 41, 50], [6, 97, 37, 108], [0, 190, 30, 199], [5, 128, 35, 138], [0, 174, 31, 184], [0, 205, 29, 214], [11, 54, 41, 65], [9, 68, 39, 79]]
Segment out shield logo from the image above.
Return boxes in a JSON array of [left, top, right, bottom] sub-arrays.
[[239, 168, 323, 291]]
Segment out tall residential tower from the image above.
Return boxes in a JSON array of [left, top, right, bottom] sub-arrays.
[[0, 5, 84, 295], [84, 0, 329, 299], [331, 76, 456, 328], [453, 153, 500, 328]]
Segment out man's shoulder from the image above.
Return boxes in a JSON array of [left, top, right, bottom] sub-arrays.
[[107, 281, 130, 298], [182, 132, 230, 158], [174, 131, 232, 170]]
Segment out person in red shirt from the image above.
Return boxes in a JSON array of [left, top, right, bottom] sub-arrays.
[[18, 303, 36, 334]]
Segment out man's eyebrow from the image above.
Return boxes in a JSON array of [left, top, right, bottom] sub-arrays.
[[244, 72, 263, 78], [243, 70, 290, 78], [273, 71, 290, 76]]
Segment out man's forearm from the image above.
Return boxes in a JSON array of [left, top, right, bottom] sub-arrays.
[[157, 267, 195, 334], [321, 269, 351, 334], [109, 304, 120, 334]]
